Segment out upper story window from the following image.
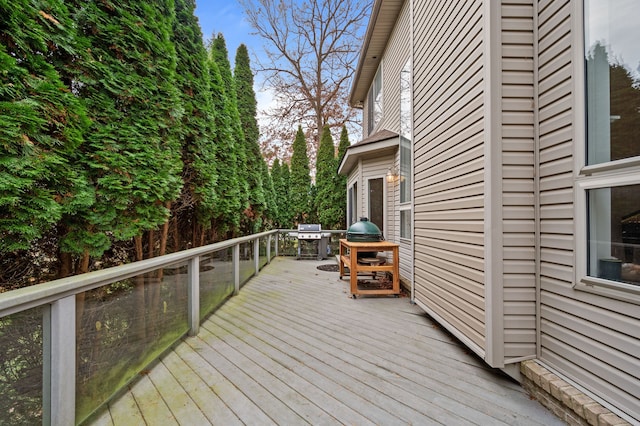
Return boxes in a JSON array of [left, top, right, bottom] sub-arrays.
[[367, 65, 382, 134], [399, 59, 412, 239], [585, 1, 640, 165], [582, 0, 640, 291], [400, 59, 412, 205]]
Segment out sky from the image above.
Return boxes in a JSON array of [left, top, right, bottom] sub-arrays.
[[194, 0, 276, 126], [194, 0, 262, 66]]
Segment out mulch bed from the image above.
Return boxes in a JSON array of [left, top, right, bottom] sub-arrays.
[[316, 264, 340, 272]]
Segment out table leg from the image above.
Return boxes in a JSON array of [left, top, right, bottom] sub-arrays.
[[350, 247, 358, 297]]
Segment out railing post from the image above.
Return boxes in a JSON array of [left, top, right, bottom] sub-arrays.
[[187, 256, 200, 336], [44, 295, 76, 426], [275, 232, 279, 257], [254, 238, 260, 275], [233, 243, 240, 295], [267, 235, 272, 264]]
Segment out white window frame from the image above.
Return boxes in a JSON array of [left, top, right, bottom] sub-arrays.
[[367, 64, 383, 135], [399, 58, 412, 240], [573, 0, 640, 303]]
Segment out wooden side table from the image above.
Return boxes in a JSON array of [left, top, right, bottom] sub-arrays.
[[339, 239, 400, 298]]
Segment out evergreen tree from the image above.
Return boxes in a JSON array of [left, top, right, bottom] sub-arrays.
[[234, 43, 266, 230], [210, 34, 249, 230], [270, 159, 285, 228], [70, 0, 183, 264], [171, 0, 218, 246], [260, 159, 278, 228], [315, 125, 341, 228], [335, 126, 350, 228], [289, 126, 311, 224], [281, 162, 293, 227], [0, 0, 91, 253], [207, 58, 242, 233]]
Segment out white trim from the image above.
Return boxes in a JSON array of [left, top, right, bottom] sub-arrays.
[[533, 0, 542, 360], [409, 0, 416, 304], [483, 0, 504, 368], [573, 0, 640, 302]]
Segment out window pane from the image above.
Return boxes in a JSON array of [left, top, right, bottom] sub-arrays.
[[585, 0, 640, 164], [368, 178, 384, 232], [373, 70, 382, 127], [400, 209, 411, 239], [587, 184, 640, 285], [400, 59, 412, 203]]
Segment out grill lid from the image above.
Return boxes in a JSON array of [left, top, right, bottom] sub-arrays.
[[346, 217, 383, 242]]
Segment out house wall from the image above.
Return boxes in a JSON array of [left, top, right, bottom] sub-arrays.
[[500, 1, 537, 362], [536, 1, 640, 420], [412, 0, 487, 354], [359, 0, 413, 284]]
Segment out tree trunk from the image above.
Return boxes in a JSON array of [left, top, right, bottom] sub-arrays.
[[59, 251, 72, 279], [172, 216, 180, 253], [147, 229, 155, 259]]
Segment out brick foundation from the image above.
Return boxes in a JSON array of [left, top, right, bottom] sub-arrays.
[[520, 360, 632, 426]]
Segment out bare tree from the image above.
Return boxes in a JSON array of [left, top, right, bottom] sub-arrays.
[[241, 0, 371, 165]]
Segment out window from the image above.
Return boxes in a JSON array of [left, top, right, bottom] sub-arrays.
[[580, 0, 640, 292], [348, 182, 358, 226], [399, 59, 412, 239], [368, 178, 384, 233], [367, 66, 383, 134]]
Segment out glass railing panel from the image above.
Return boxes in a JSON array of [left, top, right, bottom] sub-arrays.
[[258, 237, 268, 270], [75, 262, 189, 422], [270, 235, 277, 260], [199, 249, 234, 320], [278, 231, 298, 256], [0, 307, 44, 425], [328, 232, 345, 257], [238, 242, 254, 287]]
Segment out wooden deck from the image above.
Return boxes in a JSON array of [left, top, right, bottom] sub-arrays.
[[89, 257, 564, 425]]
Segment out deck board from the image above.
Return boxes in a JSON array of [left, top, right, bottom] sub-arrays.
[[91, 257, 564, 425]]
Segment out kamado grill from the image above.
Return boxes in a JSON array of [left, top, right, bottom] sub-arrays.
[[296, 224, 331, 260]]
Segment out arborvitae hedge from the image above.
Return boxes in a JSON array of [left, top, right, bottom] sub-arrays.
[[316, 125, 341, 229], [172, 0, 218, 244], [0, 0, 90, 252], [289, 125, 311, 224], [71, 0, 183, 260], [235, 43, 266, 230]]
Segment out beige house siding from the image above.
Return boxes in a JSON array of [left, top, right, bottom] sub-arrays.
[[356, 0, 412, 284], [501, 1, 537, 361], [537, 1, 640, 420], [412, 0, 487, 353]]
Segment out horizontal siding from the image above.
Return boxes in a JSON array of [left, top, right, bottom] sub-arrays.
[[502, 0, 536, 361], [537, 0, 640, 421], [413, 0, 486, 352]]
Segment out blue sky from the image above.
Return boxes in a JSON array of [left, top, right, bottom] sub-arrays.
[[194, 0, 261, 62]]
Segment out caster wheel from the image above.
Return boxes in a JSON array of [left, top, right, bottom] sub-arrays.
[[352, 294, 357, 299]]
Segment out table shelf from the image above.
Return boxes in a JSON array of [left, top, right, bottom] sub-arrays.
[[338, 239, 400, 298]]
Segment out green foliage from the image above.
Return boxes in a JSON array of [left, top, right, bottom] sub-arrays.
[[289, 126, 311, 224], [0, 0, 91, 252], [211, 34, 248, 229], [270, 159, 289, 228], [234, 44, 266, 228], [207, 58, 242, 232], [335, 126, 350, 228], [315, 125, 342, 229], [172, 0, 219, 228]]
